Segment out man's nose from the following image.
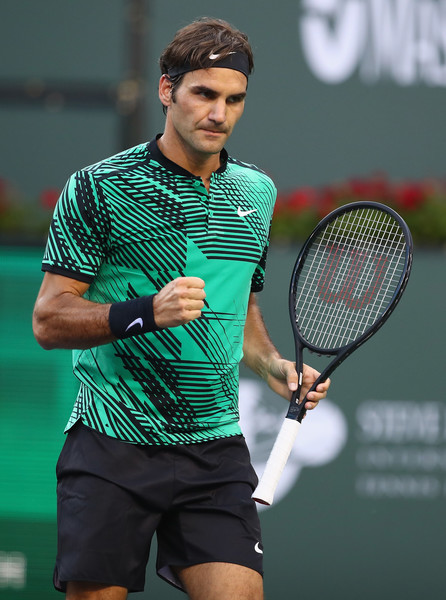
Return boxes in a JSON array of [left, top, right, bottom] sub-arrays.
[[208, 99, 226, 123]]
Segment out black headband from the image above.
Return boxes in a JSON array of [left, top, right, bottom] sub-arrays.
[[167, 51, 250, 79]]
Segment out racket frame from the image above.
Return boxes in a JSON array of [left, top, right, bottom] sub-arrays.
[[253, 201, 413, 505], [286, 201, 413, 422]]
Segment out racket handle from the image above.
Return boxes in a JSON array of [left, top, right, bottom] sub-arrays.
[[252, 417, 301, 506]]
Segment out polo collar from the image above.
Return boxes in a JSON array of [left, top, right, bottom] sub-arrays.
[[148, 135, 228, 178]]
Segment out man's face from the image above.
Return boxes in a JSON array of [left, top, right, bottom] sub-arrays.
[[161, 67, 247, 160]]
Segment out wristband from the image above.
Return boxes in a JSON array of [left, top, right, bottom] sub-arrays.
[[109, 294, 160, 339]]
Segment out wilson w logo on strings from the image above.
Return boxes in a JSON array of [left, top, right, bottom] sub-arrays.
[[317, 244, 388, 310]]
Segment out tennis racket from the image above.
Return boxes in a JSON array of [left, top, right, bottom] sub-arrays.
[[252, 201, 413, 505]]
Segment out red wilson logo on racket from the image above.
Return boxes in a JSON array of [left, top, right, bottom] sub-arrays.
[[318, 245, 388, 310]]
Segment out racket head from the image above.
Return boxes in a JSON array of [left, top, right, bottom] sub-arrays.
[[289, 201, 413, 357]]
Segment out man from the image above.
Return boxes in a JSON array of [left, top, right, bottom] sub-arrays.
[[33, 17, 329, 600]]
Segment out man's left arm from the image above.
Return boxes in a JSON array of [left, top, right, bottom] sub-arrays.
[[242, 293, 330, 410]]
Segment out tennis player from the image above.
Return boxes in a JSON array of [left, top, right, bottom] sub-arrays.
[[33, 17, 330, 600]]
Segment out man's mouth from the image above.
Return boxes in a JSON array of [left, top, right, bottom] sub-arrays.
[[200, 128, 227, 135]]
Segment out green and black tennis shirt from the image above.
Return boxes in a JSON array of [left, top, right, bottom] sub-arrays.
[[42, 137, 276, 445]]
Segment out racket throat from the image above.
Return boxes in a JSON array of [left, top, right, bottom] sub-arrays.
[[287, 384, 307, 423]]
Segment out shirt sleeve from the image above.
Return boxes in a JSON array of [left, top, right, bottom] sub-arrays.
[[42, 169, 111, 282]]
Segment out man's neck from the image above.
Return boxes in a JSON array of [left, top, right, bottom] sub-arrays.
[[157, 134, 221, 191]]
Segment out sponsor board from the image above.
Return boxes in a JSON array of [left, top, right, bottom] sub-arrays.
[[299, 0, 446, 86], [355, 400, 446, 499], [240, 380, 446, 506]]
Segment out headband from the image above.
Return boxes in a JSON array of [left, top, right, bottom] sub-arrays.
[[167, 51, 250, 79]]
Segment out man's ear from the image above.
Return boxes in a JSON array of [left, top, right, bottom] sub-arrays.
[[159, 74, 172, 109]]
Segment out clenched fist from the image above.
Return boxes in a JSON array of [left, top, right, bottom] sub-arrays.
[[153, 277, 206, 328]]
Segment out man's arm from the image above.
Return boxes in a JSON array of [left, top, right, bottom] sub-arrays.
[[242, 293, 329, 410], [32, 271, 206, 350], [32, 272, 111, 350]]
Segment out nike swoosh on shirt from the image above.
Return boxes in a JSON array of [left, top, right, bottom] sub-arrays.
[[125, 317, 143, 332], [237, 207, 258, 218]]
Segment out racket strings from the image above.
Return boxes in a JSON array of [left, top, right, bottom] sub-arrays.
[[303, 213, 404, 346], [300, 211, 405, 346], [319, 211, 402, 344], [294, 208, 407, 350]]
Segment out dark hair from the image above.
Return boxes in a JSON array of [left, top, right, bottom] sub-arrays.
[[159, 17, 254, 112]]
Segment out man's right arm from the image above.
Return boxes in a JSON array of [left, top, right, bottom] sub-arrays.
[[32, 272, 206, 350], [33, 272, 113, 350]]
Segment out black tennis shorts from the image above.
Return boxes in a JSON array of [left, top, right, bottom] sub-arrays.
[[53, 423, 263, 593]]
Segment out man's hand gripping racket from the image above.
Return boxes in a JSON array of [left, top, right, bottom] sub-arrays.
[[252, 201, 413, 506]]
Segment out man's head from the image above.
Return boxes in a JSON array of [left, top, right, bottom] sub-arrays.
[[157, 18, 254, 164], [159, 17, 254, 108]]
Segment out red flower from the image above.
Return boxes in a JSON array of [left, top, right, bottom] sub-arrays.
[[40, 188, 60, 210], [317, 186, 336, 218], [287, 187, 316, 211], [348, 178, 373, 198], [273, 191, 288, 216], [347, 174, 391, 199], [393, 182, 426, 210]]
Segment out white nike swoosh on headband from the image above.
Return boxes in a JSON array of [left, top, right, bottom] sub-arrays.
[[209, 51, 236, 60]]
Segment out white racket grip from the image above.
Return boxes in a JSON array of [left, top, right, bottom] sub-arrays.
[[252, 418, 302, 506]]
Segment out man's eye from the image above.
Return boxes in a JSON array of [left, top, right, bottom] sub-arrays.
[[198, 90, 214, 99]]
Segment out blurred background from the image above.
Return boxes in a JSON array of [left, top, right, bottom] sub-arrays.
[[0, 1, 445, 598]]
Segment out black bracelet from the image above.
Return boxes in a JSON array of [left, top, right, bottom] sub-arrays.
[[108, 294, 160, 339]]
